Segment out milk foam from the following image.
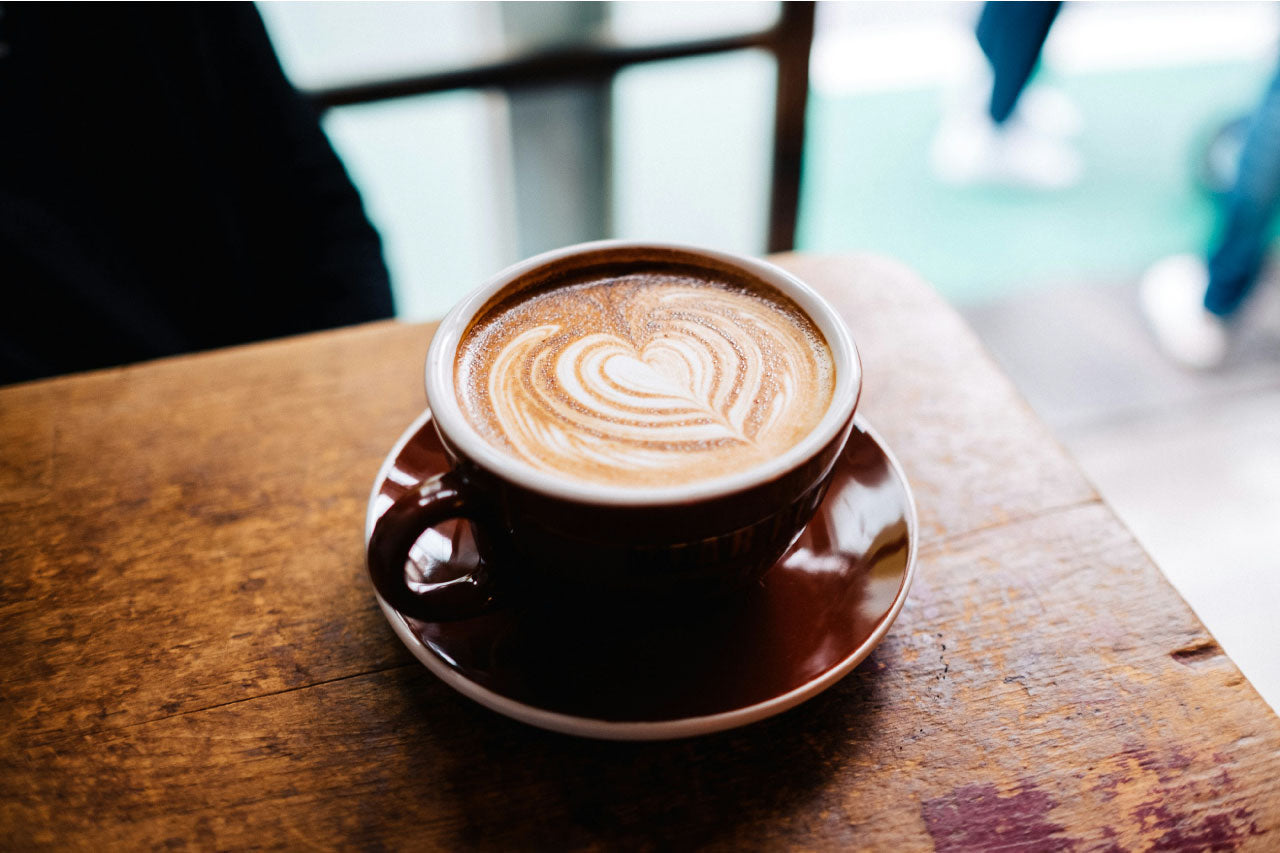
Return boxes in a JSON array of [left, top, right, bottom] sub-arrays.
[[455, 271, 835, 487]]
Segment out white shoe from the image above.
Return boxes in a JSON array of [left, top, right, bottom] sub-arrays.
[[940, 66, 1084, 139], [1139, 255, 1231, 369], [930, 113, 1083, 190], [1015, 86, 1085, 139], [932, 68, 1084, 190]]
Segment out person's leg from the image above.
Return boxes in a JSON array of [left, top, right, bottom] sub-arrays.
[[1138, 65, 1280, 368], [1204, 64, 1280, 316], [976, 1, 1063, 125], [931, 1, 1077, 189]]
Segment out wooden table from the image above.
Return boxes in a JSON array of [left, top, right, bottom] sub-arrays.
[[3, 254, 1277, 850]]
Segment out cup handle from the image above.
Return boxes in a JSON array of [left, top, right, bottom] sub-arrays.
[[367, 470, 499, 622]]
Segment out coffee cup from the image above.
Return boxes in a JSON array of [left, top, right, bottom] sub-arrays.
[[367, 241, 861, 621]]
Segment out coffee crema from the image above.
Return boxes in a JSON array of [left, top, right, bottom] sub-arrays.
[[454, 267, 836, 487]]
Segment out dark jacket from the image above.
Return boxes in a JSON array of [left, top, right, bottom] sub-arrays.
[[0, 2, 394, 384]]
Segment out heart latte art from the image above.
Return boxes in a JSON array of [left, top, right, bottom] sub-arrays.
[[455, 270, 836, 487]]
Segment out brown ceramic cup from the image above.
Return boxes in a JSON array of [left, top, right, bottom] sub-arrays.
[[367, 241, 862, 621]]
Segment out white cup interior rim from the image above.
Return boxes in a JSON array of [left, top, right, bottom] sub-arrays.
[[424, 240, 861, 507]]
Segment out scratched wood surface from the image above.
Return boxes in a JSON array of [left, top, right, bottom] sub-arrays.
[[1, 254, 1276, 851]]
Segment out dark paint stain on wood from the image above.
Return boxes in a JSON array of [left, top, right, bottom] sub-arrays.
[[1132, 802, 1262, 851], [922, 781, 1077, 852], [1133, 745, 1194, 782], [925, 747, 1269, 853]]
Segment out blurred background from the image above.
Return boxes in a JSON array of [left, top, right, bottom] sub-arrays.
[[259, 1, 1278, 710]]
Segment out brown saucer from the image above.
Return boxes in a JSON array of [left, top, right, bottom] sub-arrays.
[[365, 411, 917, 740]]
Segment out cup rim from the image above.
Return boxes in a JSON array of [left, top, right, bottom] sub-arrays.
[[424, 240, 862, 507]]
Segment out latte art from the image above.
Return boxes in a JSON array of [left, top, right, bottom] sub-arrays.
[[455, 271, 835, 487]]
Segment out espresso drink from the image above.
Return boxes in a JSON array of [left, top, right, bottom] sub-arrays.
[[454, 263, 836, 488]]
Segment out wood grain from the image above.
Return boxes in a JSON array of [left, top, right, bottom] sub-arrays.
[[1, 254, 1275, 850], [0, 323, 430, 745], [777, 254, 1099, 542]]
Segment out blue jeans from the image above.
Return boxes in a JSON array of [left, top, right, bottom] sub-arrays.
[[1205, 63, 1280, 316], [976, 1, 1063, 125]]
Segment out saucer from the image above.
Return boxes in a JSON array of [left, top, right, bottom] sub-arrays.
[[365, 410, 918, 740]]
